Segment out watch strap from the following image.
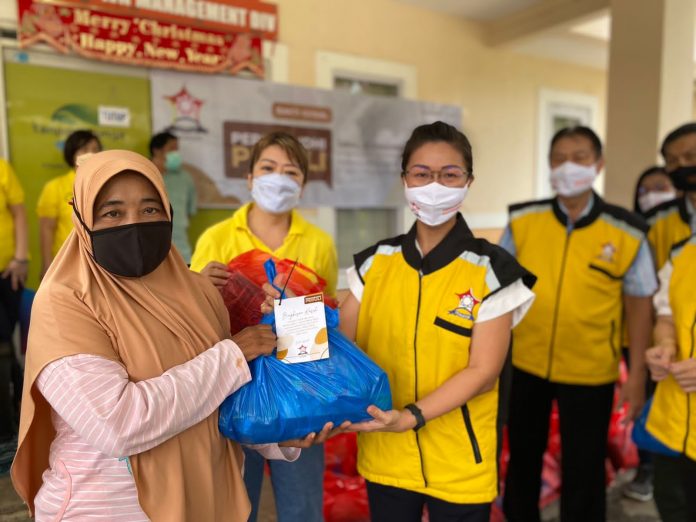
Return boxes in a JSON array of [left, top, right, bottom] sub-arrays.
[[404, 403, 426, 431]]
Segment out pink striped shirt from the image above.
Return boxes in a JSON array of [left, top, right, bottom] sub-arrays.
[[34, 340, 299, 521]]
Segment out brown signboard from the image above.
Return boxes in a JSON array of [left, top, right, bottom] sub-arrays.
[[224, 121, 332, 186]]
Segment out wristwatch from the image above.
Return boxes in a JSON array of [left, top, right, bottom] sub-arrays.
[[404, 403, 426, 432]]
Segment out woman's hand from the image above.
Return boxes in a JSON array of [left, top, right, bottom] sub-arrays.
[[671, 359, 696, 393], [278, 420, 351, 448], [260, 277, 297, 315], [646, 341, 676, 382], [348, 406, 416, 433], [2, 259, 28, 291], [201, 261, 230, 289], [231, 324, 276, 361]]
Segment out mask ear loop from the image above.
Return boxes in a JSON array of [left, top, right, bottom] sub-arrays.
[[71, 197, 91, 234]]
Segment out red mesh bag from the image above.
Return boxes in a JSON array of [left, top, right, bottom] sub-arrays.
[[221, 271, 266, 336], [220, 249, 337, 335]]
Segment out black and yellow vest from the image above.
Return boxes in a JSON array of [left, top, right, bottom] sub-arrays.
[[646, 197, 692, 270], [509, 194, 647, 385], [647, 236, 696, 460], [354, 214, 535, 504]]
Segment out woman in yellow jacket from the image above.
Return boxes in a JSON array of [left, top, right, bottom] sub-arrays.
[[265, 122, 536, 521], [646, 234, 696, 522], [190, 131, 337, 522], [37, 129, 101, 277]]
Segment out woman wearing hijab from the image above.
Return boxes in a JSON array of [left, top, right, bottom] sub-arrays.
[[11, 150, 329, 521]]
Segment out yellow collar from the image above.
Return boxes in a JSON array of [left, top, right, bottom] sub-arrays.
[[232, 202, 308, 237]]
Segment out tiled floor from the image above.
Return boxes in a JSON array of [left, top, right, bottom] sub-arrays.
[[0, 470, 661, 522]]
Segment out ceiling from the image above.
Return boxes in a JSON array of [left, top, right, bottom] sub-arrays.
[[571, 15, 611, 40], [396, 1, 696, 70], [396, 0, 544, 21]]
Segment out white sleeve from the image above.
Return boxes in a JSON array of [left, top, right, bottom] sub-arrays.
[[477, 279, 536, 328], [653, 261, 673, 317], [346, 266, 364, 302]]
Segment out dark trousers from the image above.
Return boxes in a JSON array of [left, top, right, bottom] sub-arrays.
[[503, 368, 614, 522], [0, 276, 21, 440], [365, 482, 490, 522], [653, 454, 696, 522]]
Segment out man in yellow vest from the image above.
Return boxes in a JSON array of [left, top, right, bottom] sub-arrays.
[[501, 127, 656, 522], [645, 122, 696, 271], [646, 235, 696, 522], [642, 123, 696, 522]]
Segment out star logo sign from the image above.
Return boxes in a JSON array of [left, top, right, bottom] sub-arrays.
[[163, 86, 207, 133], [449, 289, 480, 320], [165, 86, 204, 119]]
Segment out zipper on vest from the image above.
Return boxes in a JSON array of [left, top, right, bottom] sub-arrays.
[[461, 405, 483, 464], [609, 320, 617, 359], [547, 232, 571, 379], [683, 314, 696, 453], [413, 271, 428, 488]]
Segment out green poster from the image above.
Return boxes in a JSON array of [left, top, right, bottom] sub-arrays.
[[4, 61, 151, 289]]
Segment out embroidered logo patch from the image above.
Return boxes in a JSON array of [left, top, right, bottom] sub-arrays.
[[598, 242, 617, 262], [449, 289, 480, 320]]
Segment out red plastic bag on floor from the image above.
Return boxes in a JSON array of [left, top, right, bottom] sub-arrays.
[[607, 362, 639, 472], [220, 249, 337, 335], [323, 470, 370, 522]]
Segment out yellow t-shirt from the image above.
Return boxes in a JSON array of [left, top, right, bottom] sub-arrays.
[[37, 170, 76, 257], [190, 203, 339, 296], [0, 159, 25, 271]]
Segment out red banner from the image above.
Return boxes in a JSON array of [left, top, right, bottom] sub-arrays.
[[17, 0, 277, 77]]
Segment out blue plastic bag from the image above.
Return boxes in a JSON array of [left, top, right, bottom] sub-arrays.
[[218, 261, 392, 444], [631, 396, 680, 457]]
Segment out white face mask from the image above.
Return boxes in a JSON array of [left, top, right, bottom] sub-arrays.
[[550, 161, 598, 197], [638, 190, 676, 213], [251, 173, 302, 214], [404, 182, 469, 227]]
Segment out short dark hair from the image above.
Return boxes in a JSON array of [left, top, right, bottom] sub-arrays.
[[633, 165, 668, 213], [660, 122, 696, 159], [549, 126, 603, 159], [64, 130, 101, 168], [149, 131, 178, 157], [401, 121, 473, 174], [250, 131, 309, 184]]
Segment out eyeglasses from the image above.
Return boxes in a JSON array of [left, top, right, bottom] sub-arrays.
[[403, 166, 471, 187]]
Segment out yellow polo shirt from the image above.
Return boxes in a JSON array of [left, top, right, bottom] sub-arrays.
[[190, 203, 338, 296], [37, 170, 76, 256], [0, 159, 25, 271]]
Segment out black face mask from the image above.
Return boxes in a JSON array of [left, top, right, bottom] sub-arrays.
[[669, 166, 696, 192], [89, 221, 172, 277], [74, 206, 172, 277]]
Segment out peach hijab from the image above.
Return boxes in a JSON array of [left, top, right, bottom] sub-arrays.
[[11, 150, 250, 521]]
